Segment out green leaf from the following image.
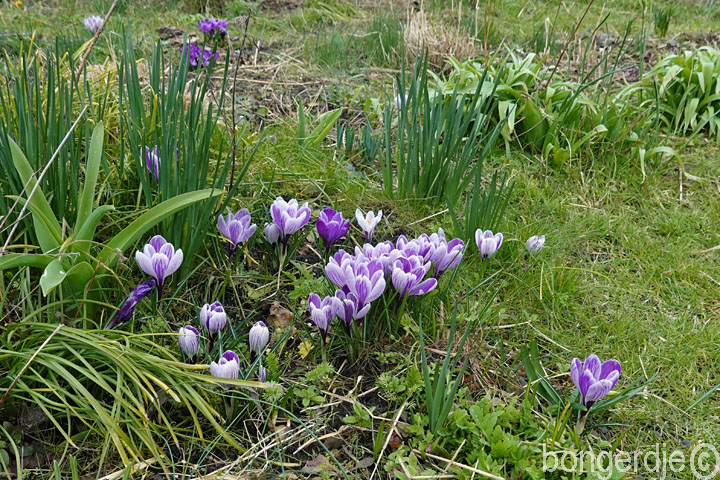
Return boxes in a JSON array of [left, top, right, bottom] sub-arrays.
[[307, 108, 343, 148], [0, 253, 54, 271], [76, 122, 104, 231], [8, 137, 62, 252], [100, 189, 224, 268], [73, 205, 115, 247], [40, 260, 70, 296]]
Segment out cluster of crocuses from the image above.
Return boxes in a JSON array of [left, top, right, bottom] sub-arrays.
[[177, 302, 270, 383], [82, 15, 103, 34], [198, 18, 227, 38], [309, 225, 465, 341], [182, 43, 219, 68]]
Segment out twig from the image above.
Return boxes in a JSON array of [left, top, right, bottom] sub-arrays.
[[542, 0, 597, 90], [0, 323, 63, 406], [75, 0, 120, 83], [413, 449, 505, 480], [370, 402, 407, 480], [0, 105, 88, 255]]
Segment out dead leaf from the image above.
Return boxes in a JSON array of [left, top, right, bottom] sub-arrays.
[[268, 301, 293, 329]]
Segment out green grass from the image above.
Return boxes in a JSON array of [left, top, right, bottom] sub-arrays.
[[1, 0, 720, 477]]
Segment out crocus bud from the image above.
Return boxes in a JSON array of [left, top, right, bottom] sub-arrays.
[[264, 223, 281, 244], [210, 350, 240, 380], [249, 321, 269, 355], [258, 365, 267, 383], [145, 146, 160, 183], [200, 301, 227, 334], [526, 235, 545, 254], [108, 279, 156, 329], [178, 326, 200, 359], [475, 230, 503, 259]]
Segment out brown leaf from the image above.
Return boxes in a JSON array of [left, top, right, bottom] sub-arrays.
[[268, 301, 293, 329]]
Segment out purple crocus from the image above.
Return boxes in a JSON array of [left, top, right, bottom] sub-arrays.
[[82, 15, 103, 33], [571, 355, 621, 409], [427, 228, 464, 278], [249, 321, 270, 355], [145, 146, 160, 183], [356, 209, 382, 242], [269, 197, 312, 244], [218, 209, 257, 256], [200, 301, 227, 335], [178, 325, 200, 359], [325, 252, 386, 308], [391, 255, 437, 298], [135, 235, 183, 298], [107, 279, 156, 329], [526, 235, 545, 254], [308, 293, 334, 342], [258, 365, 267, 383], [331, 288, 370, 327], [475, 230, 503, 259], [317, 208, 350, 250], [181, 43, 218, 68], [210, 350, 240, 380], [199, 18, 228, 37]]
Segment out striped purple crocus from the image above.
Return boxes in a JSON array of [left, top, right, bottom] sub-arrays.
[[308, 293, 334, 342], [391, 255, 437, 298], [135, 235, 183, 298], [218, 209, 257, 257], [210, 350, 240, 380], [145, 146, 160, 183], [571, 355, 621, 409], [475, 230, 503, 259], [178, 326, 200, 360], [269, 196, 312, 246]]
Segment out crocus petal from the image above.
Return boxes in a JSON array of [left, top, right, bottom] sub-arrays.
[[585, 378, 614, 404], [570, 358, 582, 389], [583, 355, 602, 379]]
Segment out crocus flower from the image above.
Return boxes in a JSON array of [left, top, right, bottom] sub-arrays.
[[178, 325, 200, 359], [317, 208, 349, 250], [356, 209, 382, 242], [108, 279, 156, 329], [475, 230, 503, 259], [270, 197, 312, 244], [526, 235, 545, 254], [427, 228, 464, 277], [135, 235, 183, 297], [181, 43, 218, 68], [210, 350, 240, 380], [570, 355, 621, 409], [200, 301, 227, 335], [258, 365, 267, 383], [145, 146, 160, 183], [391, 255, 437, 298], [308, 293, 334, 342], [325, 252, 386, 307], [249, 321, 269, 355], [199, 18, 228, 37], [331, 289, 370, 327], [82, 15, 103, 33], [264, 223, 281, 244], [218, 209, 257, 254]]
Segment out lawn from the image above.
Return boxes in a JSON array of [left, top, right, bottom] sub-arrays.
[[1, 0, 719, 478]]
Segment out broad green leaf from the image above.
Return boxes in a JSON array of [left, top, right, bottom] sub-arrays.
[[65, 262, 96, 294], [76, 122, 104, 231], [40, 260, 69, 296], [100, 189, 224, 268], [0, 253, 54, 271], [8, 137, 62, 252], [74, 205, 115, 247]]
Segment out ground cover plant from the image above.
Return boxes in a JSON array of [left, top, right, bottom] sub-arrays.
[[1, 0, 720, 478]]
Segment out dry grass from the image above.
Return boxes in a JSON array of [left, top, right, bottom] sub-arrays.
[[403, 8, 478, 70]]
